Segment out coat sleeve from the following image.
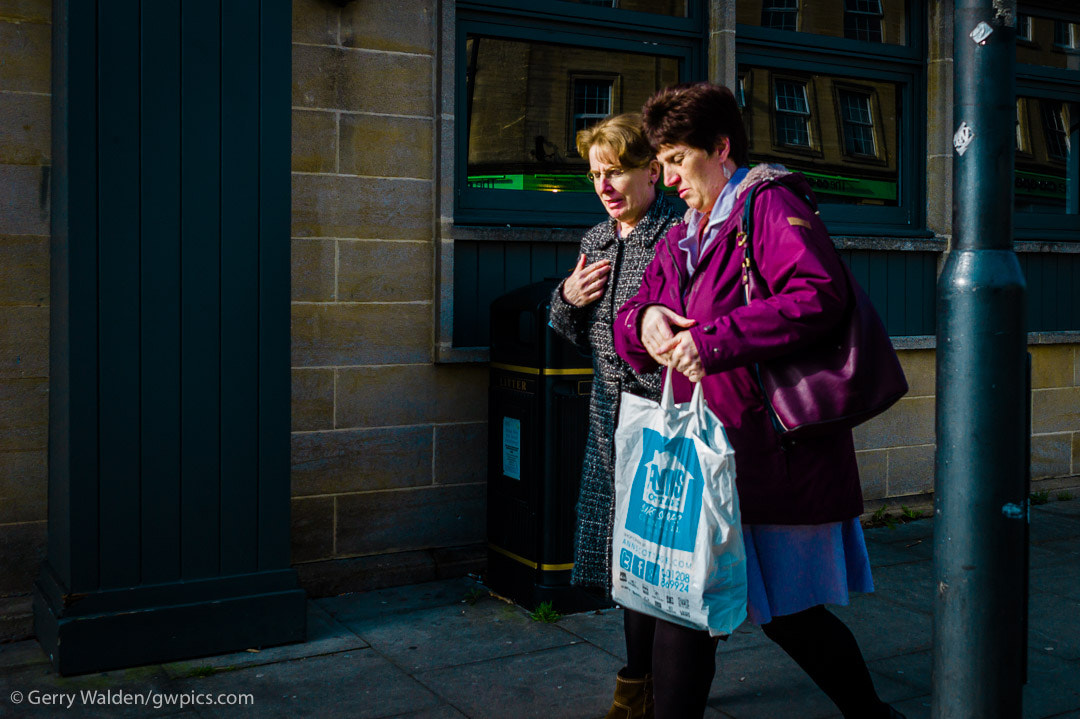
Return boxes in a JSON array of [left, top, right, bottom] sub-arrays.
[[548, 276, 591, 349], [614, 229, 681, 374], [687, 186, 850, 376]]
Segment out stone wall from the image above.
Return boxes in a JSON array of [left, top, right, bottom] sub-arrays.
[[856, 345, 1080, 508], [0, 0, 51, 638], [288, 0, 489, 596]]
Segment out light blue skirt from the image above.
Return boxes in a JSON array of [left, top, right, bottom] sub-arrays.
[[743, 518, 874, 625]]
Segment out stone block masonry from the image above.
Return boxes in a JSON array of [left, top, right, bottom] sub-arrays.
[[287, 0, 489, 596], [0, 2, 50, 641]]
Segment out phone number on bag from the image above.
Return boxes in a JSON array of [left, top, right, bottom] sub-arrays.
[[619, 549, 690, 592]]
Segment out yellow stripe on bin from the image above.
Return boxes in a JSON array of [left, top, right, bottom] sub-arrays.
[[488, 543, 574, 572], [490, 362, 593, 376]]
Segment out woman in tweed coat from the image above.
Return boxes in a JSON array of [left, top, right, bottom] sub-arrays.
[[548, 113, 680, 719]]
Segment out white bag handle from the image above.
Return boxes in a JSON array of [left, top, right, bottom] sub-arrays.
[[661, 367, 707, 423]]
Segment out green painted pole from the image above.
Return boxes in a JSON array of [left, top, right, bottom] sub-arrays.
[[933, 2, 1028, 717]]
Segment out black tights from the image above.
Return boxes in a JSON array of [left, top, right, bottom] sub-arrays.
[[623, 609, 718, 719], [623, 605, 889, 719]]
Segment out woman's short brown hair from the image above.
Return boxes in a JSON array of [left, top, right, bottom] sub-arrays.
[[575, 113, 656, 169], [641, 82, 749, 166]]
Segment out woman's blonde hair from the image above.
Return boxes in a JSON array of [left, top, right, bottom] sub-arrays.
[[575, 113, 655, 169]]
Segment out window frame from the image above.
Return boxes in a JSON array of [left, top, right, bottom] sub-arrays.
[[736, 4, 926, 236], [761, 0, 799, 33], [1016, 8, 1080, 240], [568, 74, 619, 155], [454, 4, 703, 226], [843, 0, 884, 44], [835, 87, 880, 160], [771, 75, 816, 152]]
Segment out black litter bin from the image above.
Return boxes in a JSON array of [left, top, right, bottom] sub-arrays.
[[486, 279, 609, 612]]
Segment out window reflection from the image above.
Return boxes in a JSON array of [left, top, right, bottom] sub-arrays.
[[1016, 4, 1080, 69], [465, 35, 680, 193], [762, 0, 798, 31], [742, 66, 900, 205], [738, 0, 907, 45], [844, 0, 884, 42], [1015, 96, 1077, 215]]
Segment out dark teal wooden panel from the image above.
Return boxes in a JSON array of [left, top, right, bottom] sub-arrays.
[[454, 241, 480, 346], [139, 1, 182, 585], [48, 0, 102, 589], [456, 243, 940, 347], [180, 0, 222, 579], [97, 0, 141, 590], [840, 250, 938, 336], [1019, 253, 1080, 332], [453, 240, 581, 347], [221, 0, 260, 575], [257, 0, 294, 570]]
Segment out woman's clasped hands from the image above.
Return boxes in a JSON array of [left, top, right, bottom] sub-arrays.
[[640, 305, 705, 383]]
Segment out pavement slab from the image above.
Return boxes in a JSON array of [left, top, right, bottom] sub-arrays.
[[862, 559, 935, 615], [829, 594, 933, 661], [1037, 499, 1080, 518], [1029, 508, 1080, 545], [414, 642, 622, 719], [1028, 591, 1080, 661], [708, 641, 921, 719], [1030, 553, 1080, 601], [1, 663, 178, 719], [171, 649, 443, 719], [337, 598, 579, 673], [161, 601, 367, 680], [863, 520, 935, 547], [0, 637, 49, 671], [553, 608, 626, 661], [316, 577, 481, 625]]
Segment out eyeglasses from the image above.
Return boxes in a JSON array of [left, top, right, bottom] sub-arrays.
[[586, 167, 629, 183]]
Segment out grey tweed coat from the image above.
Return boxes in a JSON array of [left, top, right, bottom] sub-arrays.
[[548, 193, 681, 593]]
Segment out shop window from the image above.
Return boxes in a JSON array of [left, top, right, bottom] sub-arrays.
[[844, 0, 884, 44], [762, 0, 798, 32], [1016, 4, 1080, 237], [773, 79, 812, 148], [455, 2, 701, 226], [737, 0, 922, 233]]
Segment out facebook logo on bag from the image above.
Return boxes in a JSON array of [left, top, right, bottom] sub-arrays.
[[623, 427, 704, 552]]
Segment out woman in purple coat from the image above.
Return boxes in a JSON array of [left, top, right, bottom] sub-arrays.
[[613, 82, 905, 719]]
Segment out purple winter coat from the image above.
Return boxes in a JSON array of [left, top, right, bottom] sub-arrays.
[[614, 165, 864, 525]]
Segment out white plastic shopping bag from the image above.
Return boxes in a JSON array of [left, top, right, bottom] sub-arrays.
[[611, 370, 747, 636]]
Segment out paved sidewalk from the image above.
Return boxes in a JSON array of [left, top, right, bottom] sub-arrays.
[[1, 500, 1078, 719]]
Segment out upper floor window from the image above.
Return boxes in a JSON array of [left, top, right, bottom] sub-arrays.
[[762, 0, 798, 32], [1040, 100, 1071, 161], [774, 79, 811, 147], [1017, 14, 1034, 43], [844, 0, 884, 43], [572, 78, 615, 140], [1053, 20, 1078, 50], [838, 90, 876, 157]]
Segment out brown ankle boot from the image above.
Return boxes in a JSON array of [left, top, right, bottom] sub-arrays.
[[604, 671, 654, 719]]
